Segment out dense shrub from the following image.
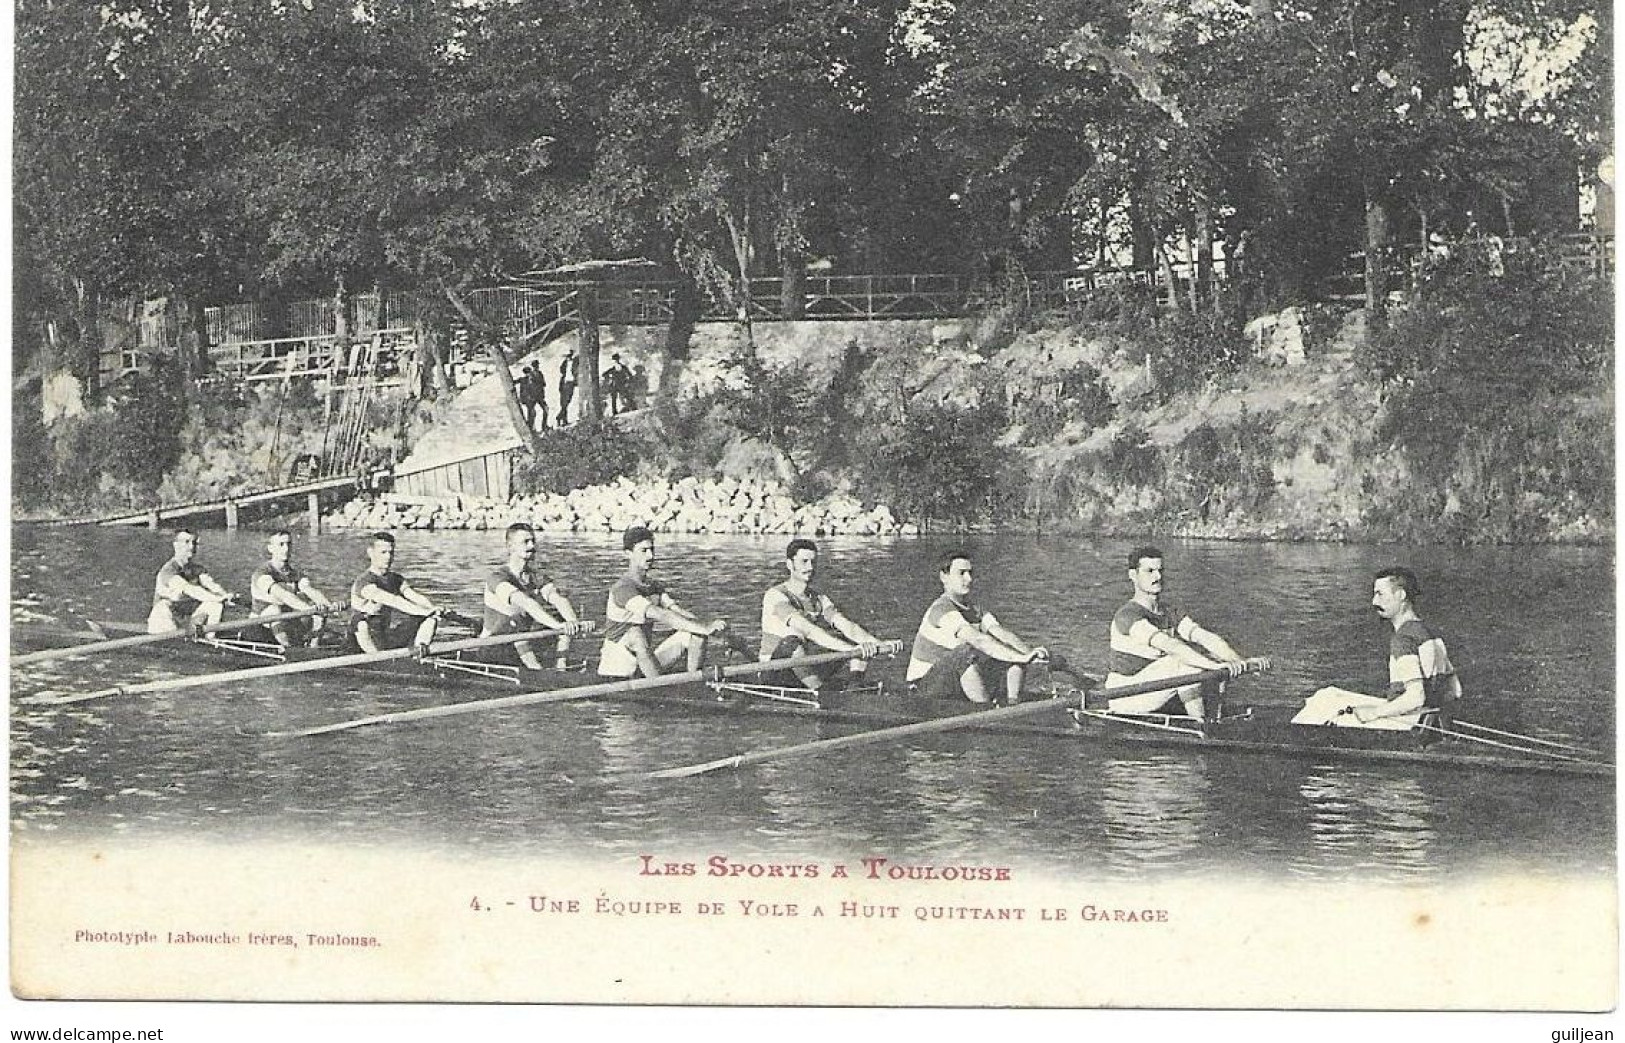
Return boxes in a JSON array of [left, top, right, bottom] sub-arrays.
[[513, 422, 648, 495], [1361, 246, 1613, 540], [853, 399, 1025, 530], [1144, 298, 1251, 403]]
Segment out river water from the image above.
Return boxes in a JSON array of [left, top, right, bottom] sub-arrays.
[[8, 524, 1615, 881]]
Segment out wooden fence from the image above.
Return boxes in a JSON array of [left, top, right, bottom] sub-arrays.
[[391, 444, 520, 503]]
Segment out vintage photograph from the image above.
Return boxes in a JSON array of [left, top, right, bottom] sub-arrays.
[[8, 0, 1616, 1024]]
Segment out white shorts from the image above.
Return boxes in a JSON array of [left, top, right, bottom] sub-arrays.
[[1104, 657, 1209, 714], [597, 632, 693, 678]]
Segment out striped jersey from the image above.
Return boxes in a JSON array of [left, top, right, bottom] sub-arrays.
[[759, 582, 835, 658], [1109, 600, 1197, 676], [908, 594, 986, 679], [483, 564, 555, 631], [602, 573, 669, 643], [153, 558, 206, 614], [1389, 619, 1463, 707], [251, 561, 306, 614]]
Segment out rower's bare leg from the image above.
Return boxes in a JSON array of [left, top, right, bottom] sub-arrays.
[[960, 665, 991, 703], [622, 629, 665, 679], [1005, 664, 1026, 705], [683, 632, 706, 673], [514, 638, 546, 672], [356, 621, 381, 654], [554, 634, 572, 671], [412, 615, 438, 651], [193, 602, 225, 628]]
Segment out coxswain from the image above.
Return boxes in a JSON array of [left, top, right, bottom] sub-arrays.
[[482, 522, 589, 671], [1309, 567, 1463, 728], [147, 529, 237, 635], [759, 538, 883, 691], [349, 532, 442, 653], [597, 525, 728, 679], [907, 550, 1047, 704], [250, 529, 336, 648], [1105, 546, 1251, 720]]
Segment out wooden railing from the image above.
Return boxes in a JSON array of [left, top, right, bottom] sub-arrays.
[[201, 327, 417, 384], [105, 234, 1612, 381]]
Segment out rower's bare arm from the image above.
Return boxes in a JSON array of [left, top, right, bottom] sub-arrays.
[[543, 588, 589, 634], [296, 579, 334, 607], [1187, 622, 1243, 666], [515, 590, 566, 629], [788, 612, 856, 653], [179, 577, 233, 604], [983, 613, 1047, 662], [962, 625, 1030, 664], [1349, 681, 1426, 723], [647, 601, 724, 637], [825, 605, 880, 650], [1148, 630, 1223, 672]]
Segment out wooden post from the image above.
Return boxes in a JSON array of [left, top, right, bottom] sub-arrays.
[[308, 492, 322, 536], [225, 500, 240, 530], [146, 509, 160, 530]]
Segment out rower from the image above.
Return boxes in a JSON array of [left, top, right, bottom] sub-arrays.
[[1104, 546, 1249, 721], [1306, 567, 1464, 729], [906, 550, 1047, 704], [597, 525, 728, 680], [349, 532, 442, 653], [147, 529, 237, 635], [758, 538, 882, 692], [250, 529, 336, 648], [482, 522, 589, 671]]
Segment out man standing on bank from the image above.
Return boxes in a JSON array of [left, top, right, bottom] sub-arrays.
[[555, 347, 578, 428], [598, 525, 729, 680], [907, 550, 1048, 704], [482, 522, 589, 672], [250, 529, 336, 648], [349, 532, 443, 653], [148, 528, 237, 634], [759, 538, 884, 692], [1105, 546, 1250, 720]]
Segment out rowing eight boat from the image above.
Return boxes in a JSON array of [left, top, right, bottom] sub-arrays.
[[12, 620, 1613, 779]]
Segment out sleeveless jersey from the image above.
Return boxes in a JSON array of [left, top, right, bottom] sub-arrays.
[[483, 564, 555, 631], [909, 594, 983, 670], [759, 582, 835, 658], [251, 561, 305, 614], [351, 569, 406, 629], [1108, 600, 1195, 676], [153, 558, 205, 616], [602, 573, 668, 643], [1389, 618, 1462, 708]]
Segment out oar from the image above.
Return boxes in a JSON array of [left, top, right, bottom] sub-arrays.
[[1416, 721, 1610, 767], [12, 602, 348, 666], [271, 645, 898, 739], [1447, 719, 1603, 758], [44, 629, 558, 705], [648, 663, 1251, 780]]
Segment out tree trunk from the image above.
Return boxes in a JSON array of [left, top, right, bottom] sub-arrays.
[[578, 286, 603, 425], [779, 243, 805, 320], [439, 282, 541, 451], [664, 274, 701, 363], [721, 204, 756, 353], [1193, 194, 1214, 308], [1364, 191, 1390, 322], [1130, 195, 1157, 273]]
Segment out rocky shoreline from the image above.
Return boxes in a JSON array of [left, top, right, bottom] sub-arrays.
[[325, 475, 915, 537]]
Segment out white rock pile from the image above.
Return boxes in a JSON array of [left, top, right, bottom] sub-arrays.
[[327, 475, 917, 537]]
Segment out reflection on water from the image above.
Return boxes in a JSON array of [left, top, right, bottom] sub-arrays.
[[1093, 755, 1214, 874], [1292, 769, 1440, 881], [8, 524, 1616, 879]]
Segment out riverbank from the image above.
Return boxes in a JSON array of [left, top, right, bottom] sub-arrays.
[[14, 261, 1611, 545]]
